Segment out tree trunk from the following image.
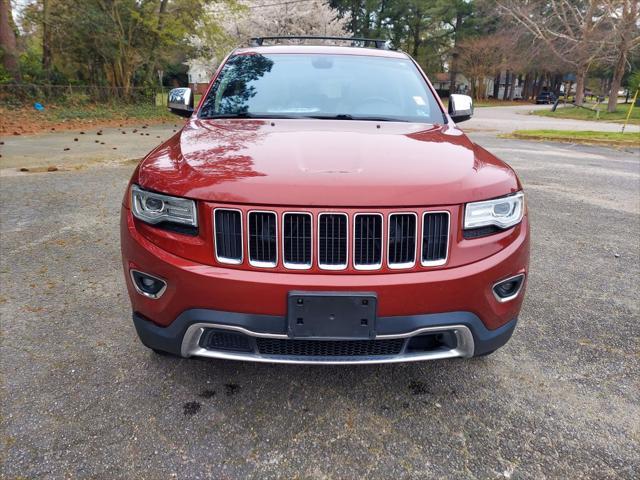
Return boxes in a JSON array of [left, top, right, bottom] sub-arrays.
[[146, 0, 169, 84], [448, 12, 463, 97], [374, 0, 386, 36], [350, 0, 360, 35], [411, 8, 422, 59], [502, 70, 510, 100], [532, 73, 541, 98], [553, 74, 562, 94], [492, 71, 500, 98], [607, 1, 636, 113], [607, 55, 625, 112], [521, 73, 528, 100], [42, 0, 52, 81], [0, 0, 21, 82], [575, 68, 586, 105], [361, 4, 371, 37]]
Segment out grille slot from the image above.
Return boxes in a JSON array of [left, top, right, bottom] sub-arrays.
[[422, 212, 450, 265], [256, 338, 404, 357], [318, 213, 348, 269], [354, 214, 383, 269], [248, 211, 277, 267], [283, 213, 312, 268], [388, 213, 417, 268], [214, 209, 243, 264]]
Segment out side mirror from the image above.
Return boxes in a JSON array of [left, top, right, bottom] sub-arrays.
[[168, 87, 194, 118], [448, 94, 473, 123]]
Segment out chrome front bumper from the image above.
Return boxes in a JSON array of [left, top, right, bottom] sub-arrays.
[[132, 310, 518, 363], [180, 322, 475, 365]]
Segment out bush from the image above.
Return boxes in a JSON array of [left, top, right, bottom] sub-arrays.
[[0, 65, 13, 85]]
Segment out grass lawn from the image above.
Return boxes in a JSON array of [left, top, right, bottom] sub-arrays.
[[506, 129, 640, 147], [533, 104, 640, 125]]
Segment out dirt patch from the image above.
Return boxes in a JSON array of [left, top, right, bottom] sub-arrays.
[[0, 105, 173, 136], [500, 132, 639, 148]]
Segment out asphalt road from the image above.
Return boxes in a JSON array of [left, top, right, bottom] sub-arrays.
[[1, 128, 639, 478]]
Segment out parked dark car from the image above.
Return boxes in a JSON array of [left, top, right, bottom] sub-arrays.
[[535, 91, 557, 104]]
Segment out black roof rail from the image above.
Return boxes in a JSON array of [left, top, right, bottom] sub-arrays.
[[250, 36, 391, 50]]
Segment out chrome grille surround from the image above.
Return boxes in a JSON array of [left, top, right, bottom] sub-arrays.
[[247, 210, 278, 268], [353, 213, 384, 270], [213, 208, 243, 265], [317, 212, 349, 270], [387, 212, 418, 269], [421, 211, 451, 267], [282, 212, 313, 269]]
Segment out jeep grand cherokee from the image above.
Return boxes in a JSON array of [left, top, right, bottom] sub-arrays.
[[120, 37, 529, 364]]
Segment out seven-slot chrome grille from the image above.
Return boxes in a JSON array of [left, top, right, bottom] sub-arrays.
[[213, 209, 449, 270]]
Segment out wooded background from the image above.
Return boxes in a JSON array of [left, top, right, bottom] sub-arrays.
[[1, 0, 639, 111]]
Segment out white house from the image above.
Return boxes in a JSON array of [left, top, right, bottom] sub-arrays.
[[186, 58, 216, 94]]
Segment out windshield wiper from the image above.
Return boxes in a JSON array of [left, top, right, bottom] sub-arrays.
[[309, 113, 354, 120], [200, 112, 254, 119], [202, 112, 410, 122], [308, 114, 408, 122], [201, 112, 303, 120]]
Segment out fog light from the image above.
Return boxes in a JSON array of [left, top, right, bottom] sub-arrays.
[[130, 270, 167, 299], [493, 274, 525, 302]]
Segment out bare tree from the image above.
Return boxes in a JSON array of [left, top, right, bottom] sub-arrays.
[[496, 0, 612, 105], [457, 33, 509, 100], [192, 0, 349, 75], [0, 0, 21, 81], [223, 0, 349, 44], [604, 0, 640, 112]]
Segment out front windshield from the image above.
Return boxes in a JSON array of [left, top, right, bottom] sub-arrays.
[[199, 53, 445, 124]]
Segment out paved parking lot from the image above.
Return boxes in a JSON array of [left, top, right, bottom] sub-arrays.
[[1, 129, 639, 478]]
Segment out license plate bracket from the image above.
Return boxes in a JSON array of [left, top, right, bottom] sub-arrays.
[[287, 291, 377, 339]]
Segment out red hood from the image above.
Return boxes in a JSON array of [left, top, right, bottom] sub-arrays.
[[137, 118, 520, 207]]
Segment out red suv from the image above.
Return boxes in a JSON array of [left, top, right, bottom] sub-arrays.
[[121, 37, 529, 364]]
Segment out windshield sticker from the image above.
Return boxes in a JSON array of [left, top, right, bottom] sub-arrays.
[[413, 96, 426, 106]]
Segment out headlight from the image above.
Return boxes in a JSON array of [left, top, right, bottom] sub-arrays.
[[464, 192, 524, 230], [131, 185, 198, 227]]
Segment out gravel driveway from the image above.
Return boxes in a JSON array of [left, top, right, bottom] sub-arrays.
[[1, 132, 639, 479]]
